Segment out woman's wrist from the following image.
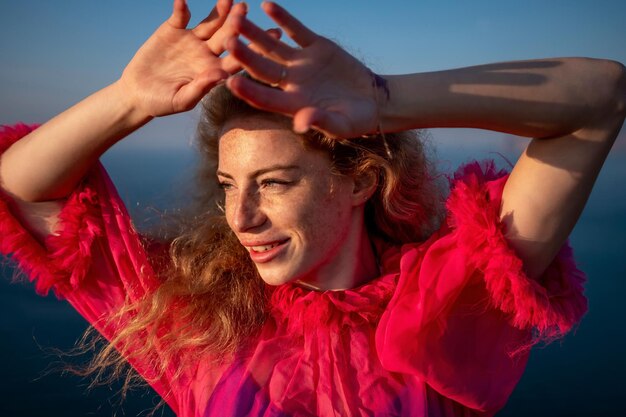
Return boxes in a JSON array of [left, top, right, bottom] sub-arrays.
[[366, 71, 392, 135], [377, 73, 427, 133], [109, 79, 155, 131]]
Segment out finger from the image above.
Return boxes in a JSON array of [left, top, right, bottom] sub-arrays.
[[247, 28, 283, 56], [206, 2, 247, 55], [221, 29, 282, 74], [293, 107, 348, 139], [266, 28, 282, 40], [234, 15, 294, 62], [225, 36, 287, 87], [173, 68, 229, 113], [261, 1, 317, 47], [169, 0, 191, 29], [227, 75, 297, 115], [222, 55, 242, 74], [192, 0, 234, 40], [292, 107, 318, 134], [229, 74, 354, 139]]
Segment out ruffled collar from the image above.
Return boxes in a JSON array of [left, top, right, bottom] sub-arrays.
[[269, 240, 401, 329]]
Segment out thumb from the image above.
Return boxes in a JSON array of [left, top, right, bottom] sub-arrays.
[[172, 68, 228, 113], [293, 107, 317, 134], [294, 107, 349, 139]]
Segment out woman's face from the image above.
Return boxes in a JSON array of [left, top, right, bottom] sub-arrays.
[[217, 116, 361, 288]]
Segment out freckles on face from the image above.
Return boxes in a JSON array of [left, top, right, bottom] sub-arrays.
[[216, 116, 355, 286]]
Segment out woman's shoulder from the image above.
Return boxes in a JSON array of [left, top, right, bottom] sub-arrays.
[[382, 159, 586, 344]]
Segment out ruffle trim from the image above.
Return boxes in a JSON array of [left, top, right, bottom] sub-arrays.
[[0, 123, 37, 153], [270, 272, 398, 332], [0, 123, 103, 298], [446, 160, 587, 342]]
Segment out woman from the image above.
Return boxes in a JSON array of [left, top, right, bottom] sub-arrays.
[[1, 0, 624, 416]]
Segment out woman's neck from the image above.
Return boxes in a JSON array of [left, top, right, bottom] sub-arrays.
[[295, 215, 380, 291]]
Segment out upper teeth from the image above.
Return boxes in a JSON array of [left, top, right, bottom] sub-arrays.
[[250, 242, 280, 252]]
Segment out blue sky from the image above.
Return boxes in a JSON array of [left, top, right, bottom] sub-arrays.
[[1, 0, 625, 152]]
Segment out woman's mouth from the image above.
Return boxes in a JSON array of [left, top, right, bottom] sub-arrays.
[[249, 242, 281, 252], [244, 239, 290, 263]]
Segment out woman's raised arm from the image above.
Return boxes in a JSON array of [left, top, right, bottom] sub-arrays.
[[0, 0, 245, 203], [225, 2, 626, 279]]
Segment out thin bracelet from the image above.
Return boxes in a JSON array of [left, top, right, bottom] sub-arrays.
[[366, 70, 393, 159]]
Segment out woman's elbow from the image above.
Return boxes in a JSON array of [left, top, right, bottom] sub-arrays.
[[563, 58, 626, 139], [584, 58, 626, 121], [613, 60, 626, 118]]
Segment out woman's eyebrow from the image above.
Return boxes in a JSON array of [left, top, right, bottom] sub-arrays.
[[216, 164, 300, 179]]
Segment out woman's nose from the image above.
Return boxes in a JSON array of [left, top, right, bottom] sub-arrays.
[[231, 190, 266, 232]]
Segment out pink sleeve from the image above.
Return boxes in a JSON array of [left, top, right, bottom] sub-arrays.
[[0, 123, 179, 413], [375, 161, 588, 415]]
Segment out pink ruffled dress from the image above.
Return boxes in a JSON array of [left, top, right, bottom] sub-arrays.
[[0, 124, 588, 417]]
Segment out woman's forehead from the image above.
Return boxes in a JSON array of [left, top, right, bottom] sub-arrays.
[[218, 114, 292, 137], [217, 117, 330, 174], [219, 120, 302, 158]]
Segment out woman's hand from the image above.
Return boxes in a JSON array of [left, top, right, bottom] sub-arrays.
[[225, 1, 381, 139], [1, 0, 275, 203], [120, 0, 245, 117]]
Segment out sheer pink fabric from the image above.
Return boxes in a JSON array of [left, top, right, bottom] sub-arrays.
[[1, 124, 587, 416]]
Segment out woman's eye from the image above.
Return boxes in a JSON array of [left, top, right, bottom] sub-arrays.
[[218, 182, 234, 191], [261, 179, 292, 189]]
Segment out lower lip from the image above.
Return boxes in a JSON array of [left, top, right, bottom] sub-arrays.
[[248, 240, 290, 263]]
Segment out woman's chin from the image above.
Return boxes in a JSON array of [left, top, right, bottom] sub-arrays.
[[256, 266, 299, 287], [259, 275, 296, 287]]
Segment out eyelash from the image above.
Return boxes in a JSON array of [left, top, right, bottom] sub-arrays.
[[218, 179, 292, 191], [218, 182, 233, 191], [261, 179, 292, 188]]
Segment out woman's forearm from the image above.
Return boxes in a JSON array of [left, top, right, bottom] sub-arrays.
[[381, 57, 625, 138], [0, 0, 246, 203], [0, 81, 152, 202]]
